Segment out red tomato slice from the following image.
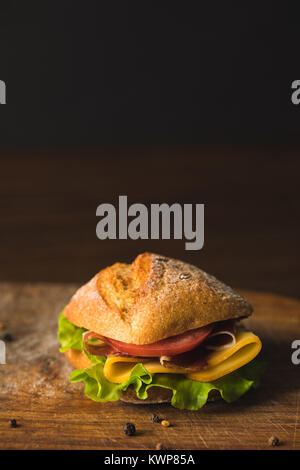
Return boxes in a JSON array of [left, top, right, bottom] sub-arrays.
[[105, 323, 215, 357]]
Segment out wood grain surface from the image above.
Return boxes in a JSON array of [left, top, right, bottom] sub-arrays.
[[0, 283, 299, 450]]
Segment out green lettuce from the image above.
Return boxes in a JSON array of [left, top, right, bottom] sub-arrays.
[[69, 359, 264, 410], [58, 312, 265, 410], [58, 311, 87, 352]]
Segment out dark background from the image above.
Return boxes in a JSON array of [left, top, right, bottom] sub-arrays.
[[0, 2, 299, 298], [0, 1, 299, 145]]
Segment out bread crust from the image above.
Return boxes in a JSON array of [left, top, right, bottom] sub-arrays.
[[120, 387, 220, 404], [64, 253, 252, 344], [121, 386, 173, 404]]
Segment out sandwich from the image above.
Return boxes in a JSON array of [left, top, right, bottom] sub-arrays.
[[58, 253, 264, 410]]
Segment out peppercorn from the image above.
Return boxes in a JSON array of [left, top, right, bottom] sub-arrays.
[[123, 422, 136, 436], [268, 435, 280, 447], [161, 420, 170, 427], [9, 419, 18, 428], [150, 413, 161, 423], [3, 333, 13, 342]]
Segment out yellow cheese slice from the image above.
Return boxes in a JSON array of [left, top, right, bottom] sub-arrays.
[[187, 330, 261, 382], [103, 330, 262, 384], [103, 356, 185, 383]]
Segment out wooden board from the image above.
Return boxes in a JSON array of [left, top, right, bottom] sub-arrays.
[[0, 283, 299, 450]]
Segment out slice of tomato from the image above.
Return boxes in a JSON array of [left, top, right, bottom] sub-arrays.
[[105, 323, 215, 357]]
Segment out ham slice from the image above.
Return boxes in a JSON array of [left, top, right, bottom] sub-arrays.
[[104, 323, 215, 357], [204, 320, 236, 351], [83, 331, 123, 357], [159, 320, 237, 371], [159, 346, 209, 371], [83, 319, 238, 373]]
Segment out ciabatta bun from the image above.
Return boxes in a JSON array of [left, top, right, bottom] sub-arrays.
[[64, 253, 252, 344]]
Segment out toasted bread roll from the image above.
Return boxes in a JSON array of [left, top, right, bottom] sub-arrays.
[[64, 253, 252, 345], [121, 386, 173, 404], [120, 387, 220, 404]]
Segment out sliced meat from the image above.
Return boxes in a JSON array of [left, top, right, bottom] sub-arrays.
[[103, 323, 215, 357], [204, 320, 236, 351], [83, 331, 123, 356], [159, 344, 209, 371], [160, 320, 237, 371], [83, 319, 237, 373]]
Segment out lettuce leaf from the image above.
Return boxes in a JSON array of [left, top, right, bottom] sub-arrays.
[[70, 363, 152, 402], [58, 312, 265, 410], [69, 359, 264, 410], [58, 311, 108, 364], [58, 311, 87, 352]]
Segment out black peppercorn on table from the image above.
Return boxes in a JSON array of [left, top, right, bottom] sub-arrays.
[[0, 283, 299, 450]]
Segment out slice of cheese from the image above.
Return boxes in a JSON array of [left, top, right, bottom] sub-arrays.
[[187, 330, 261, 382], [103, 356, 185, 384], [103, 330, 262, 384]]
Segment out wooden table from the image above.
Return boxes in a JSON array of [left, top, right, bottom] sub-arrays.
[[0, 283, 299, 450]]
